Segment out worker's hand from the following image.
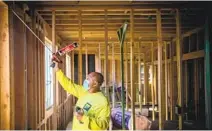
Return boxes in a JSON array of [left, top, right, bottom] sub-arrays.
[[55, 63, 62, 71], [75, 112, 84, 121]]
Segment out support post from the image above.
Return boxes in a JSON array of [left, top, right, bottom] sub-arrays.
[[0, 3, 10, 129], [169, 41, 174, 120], [130, 9, 135, 130], [138, 42, 142, 112], [112, 43, 116, 108], [86, 43, 88, 75], [99, 43, 101, 73], [194, 59, 199, 120], [104, 10, 109, 100], [157, 9, 165, 130], [151, 42, 155, 120], [71, 51, 75, 82], [78, 10, 82, 84], [164, 42, 168, 120], [9, 6, 15, 129], [204, 16, 212, 130], [143, 56, 148, 105], [52, 10, 57, 130], [184, 61, 188, 120], [176, 9, 183, 130]]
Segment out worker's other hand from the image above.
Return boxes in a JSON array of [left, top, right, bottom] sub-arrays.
[[75, 112, 84, 121]]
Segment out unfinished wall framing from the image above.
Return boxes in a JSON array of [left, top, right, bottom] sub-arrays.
[[0, 1, 212, 130]]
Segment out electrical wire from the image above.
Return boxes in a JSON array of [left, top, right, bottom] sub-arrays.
[[11, 9, 54, 53]]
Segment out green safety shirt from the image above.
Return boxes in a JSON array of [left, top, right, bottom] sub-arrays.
[[56, 70, 110, 130]]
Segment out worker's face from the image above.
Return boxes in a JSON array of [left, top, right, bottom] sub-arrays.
[[84, 73, 100, 91]]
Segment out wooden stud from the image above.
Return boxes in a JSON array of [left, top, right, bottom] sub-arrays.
[[169, 42, 174, 120], [26, 10, 35, 129], [71, 51, 75, 82], [38, 18, 42, 126], [143, 56, 148, 105], [130, 9, 135, 130], [52, 10, 57, 130], [138, 42, 142, 112], [151, 42, 155, 120], [104, 9, 109, 100], [71, 51, 76, 104], [8, 7, 15, 130], [0, 3, 10, 129], [23, 10, 29, 129], [153, 54, 157, 107], [98, 43, 101, 73], [33, 12, 38, 129], [157, 9, 165, 130], [37, 17, 41, 125], [41, 21, 45, 123], [78, 10, 83, 85], [112, 43, 116, 108], [196, 32, 199, 50], [86, 43, 88, 75], [176, 9, 183, 129], [194, 59, 199, 120], [164, 42, 168, 120], [184, 61, 188, 120], [125, 42, 129, 110]]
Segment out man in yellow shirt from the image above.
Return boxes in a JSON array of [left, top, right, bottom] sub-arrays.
[[55, 65, 110, 130]]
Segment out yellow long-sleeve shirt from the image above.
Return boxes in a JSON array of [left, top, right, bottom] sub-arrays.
[[56, 69, 110, 130]]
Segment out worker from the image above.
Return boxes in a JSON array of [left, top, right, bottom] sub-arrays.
[[54, 58, 110, 130]]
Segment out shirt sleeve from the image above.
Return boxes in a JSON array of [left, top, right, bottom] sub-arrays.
[[88, 103, 111, 130], [56, 69, 86, 98]]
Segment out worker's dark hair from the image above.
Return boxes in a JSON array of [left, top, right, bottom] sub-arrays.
[[94, 72, 104, 86]]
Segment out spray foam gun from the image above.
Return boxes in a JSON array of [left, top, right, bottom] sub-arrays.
[[51, 42, 78, 68]]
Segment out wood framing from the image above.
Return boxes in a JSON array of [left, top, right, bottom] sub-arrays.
[[78, 10, 83, 84], [176, 9, 183, 129], [184, 61, 188, 120], [164, 42, 168, 120], [194, 59, 199, 120], [0, 3, 10, 129], [104, 9, 109, 99], [157, 9, 165, 130], [138, 42, 142, 112], [130, 9, 135, 130], [169, 41, 174, 120], [98, 43, 101, 72], [147, 50, 205, 65], [52, 10, 57, 130], [151, 42, 155, 120], [112, 42, 116, 108], [143, 56, 148, 105], [86, 43, 88, 75]]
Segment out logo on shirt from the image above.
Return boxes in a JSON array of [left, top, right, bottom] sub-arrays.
[[83, 102, 92, 112]]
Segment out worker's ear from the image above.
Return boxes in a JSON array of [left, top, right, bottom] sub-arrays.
[[93, 81, 99, 87]]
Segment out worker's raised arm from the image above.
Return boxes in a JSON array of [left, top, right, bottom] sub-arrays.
[[88, 103, 110, 130], [56, 69, 86, 98]]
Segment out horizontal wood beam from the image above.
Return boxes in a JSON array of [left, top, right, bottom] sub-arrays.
[[45, 19, 178, 24], [172, 26, 203, 42], [41, 15, 175, 20], [147, 50, 204, 65], [34, 2, 205, 11]]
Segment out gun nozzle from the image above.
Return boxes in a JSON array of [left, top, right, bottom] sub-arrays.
[[73, 42, 79, 47]]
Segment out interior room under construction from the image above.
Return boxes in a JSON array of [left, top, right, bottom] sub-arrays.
[[0, 1, 212, 130]]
